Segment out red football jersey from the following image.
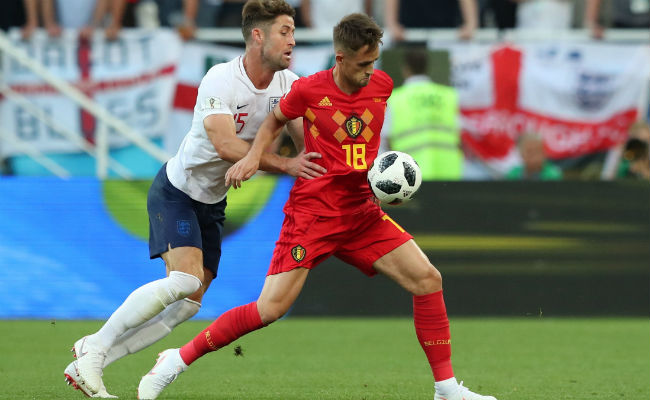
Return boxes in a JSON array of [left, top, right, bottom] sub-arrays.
[[280, 68, 393, 216]]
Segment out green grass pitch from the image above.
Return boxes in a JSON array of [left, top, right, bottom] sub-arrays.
[[0, 318, 647, 399]]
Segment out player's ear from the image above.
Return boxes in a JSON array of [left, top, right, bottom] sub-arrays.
[[335, 50, 345, 65], [251, 27, 264, 44]]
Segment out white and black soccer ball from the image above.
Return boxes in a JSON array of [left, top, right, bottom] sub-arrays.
[[367, 151, 422, 205]]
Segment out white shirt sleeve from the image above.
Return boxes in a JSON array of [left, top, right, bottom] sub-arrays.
[[196, 64, 234, 121]]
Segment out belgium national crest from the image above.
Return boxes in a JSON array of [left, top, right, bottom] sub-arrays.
[[291, 245, 306, 262], [344, 115, 364, 138]]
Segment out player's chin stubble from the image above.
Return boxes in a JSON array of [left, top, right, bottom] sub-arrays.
[[265, 53, 290, 71], [358, 76, 371, 87]]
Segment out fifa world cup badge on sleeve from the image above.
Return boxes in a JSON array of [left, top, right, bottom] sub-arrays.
[[202, 97, 222, 110]]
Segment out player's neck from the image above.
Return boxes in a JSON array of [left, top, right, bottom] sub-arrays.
[[332, 66, 358, 95], [242, 53, 275, 89]]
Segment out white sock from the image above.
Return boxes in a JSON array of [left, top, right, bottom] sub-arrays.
[[435, 377, 459, 395], [91, 271, 201, 350], [103, 298, 200, 367]]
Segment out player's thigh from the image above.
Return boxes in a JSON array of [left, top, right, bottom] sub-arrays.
[[148, 165, 205, 279], [373, 239, 441, 296], [197, 197, 227, 279], [257, 267, 310, 323], [336, 206, 412, 276], [267, 212, 336, 275]]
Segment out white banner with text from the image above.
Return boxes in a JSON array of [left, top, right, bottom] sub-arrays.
[[0, 29, 181, 156]]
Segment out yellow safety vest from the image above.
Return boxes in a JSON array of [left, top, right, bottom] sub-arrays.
[[388, 80, 463, 180]]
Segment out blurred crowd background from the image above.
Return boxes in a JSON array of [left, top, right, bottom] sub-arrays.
[[0, 0, 648, 182]]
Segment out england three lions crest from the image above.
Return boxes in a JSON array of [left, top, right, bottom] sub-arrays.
[[177, 220, 191, 237], [269, 97, 281, 112], [575, 72, 614, 111]]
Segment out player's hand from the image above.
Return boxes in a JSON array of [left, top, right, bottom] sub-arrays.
[[285, 151, 327, 179], [225, 155, 259, 189]]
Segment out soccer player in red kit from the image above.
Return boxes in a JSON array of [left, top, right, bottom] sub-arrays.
[[138, 13, 498, 400]]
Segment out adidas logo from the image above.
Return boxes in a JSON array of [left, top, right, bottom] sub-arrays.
[[318, 96, 332, 106]]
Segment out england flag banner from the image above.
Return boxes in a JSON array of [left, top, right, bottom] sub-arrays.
[[441, 42, 650, 172], [0, 29, 181, 157]]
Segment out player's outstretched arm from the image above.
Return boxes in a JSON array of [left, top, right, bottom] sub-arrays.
[[226, 108, 326, 188], [226, 107, 286, 188], [206, 114, 257, 163], [208, 111, 324, 186], [258, 114, 324, 178]]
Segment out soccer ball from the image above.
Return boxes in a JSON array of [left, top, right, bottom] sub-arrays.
[[367, 151, 422, 205]]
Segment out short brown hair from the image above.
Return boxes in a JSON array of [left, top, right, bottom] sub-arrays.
[[333, 13, 383, 54], [241, 0, 295, 42]]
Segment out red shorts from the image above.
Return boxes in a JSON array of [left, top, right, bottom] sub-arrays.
[[267, 203, 413, 277]]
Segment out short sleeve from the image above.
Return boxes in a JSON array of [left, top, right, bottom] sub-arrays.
[[279, 78, 306, 120], [196, 65, 234, 121]]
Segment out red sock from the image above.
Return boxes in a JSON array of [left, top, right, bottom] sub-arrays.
[[413, 290, 454, 381], [179, 302, 264, 365]]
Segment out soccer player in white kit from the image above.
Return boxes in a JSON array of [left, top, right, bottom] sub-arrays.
[[63, 1, 326, 397]]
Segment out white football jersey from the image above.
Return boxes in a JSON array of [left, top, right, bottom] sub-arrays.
[[166, 56, 299, 204]]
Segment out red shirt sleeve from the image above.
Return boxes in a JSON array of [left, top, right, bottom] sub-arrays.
[[279, 78, 307, 120]]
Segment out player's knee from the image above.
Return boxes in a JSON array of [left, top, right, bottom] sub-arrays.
[[169, 270, 203, 299], [188, 270, 214, 303], [187, 286, 206, 303], [257, 301, 289, 325], [156, 271, 202, 307], [413, 264, 442, 295]]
